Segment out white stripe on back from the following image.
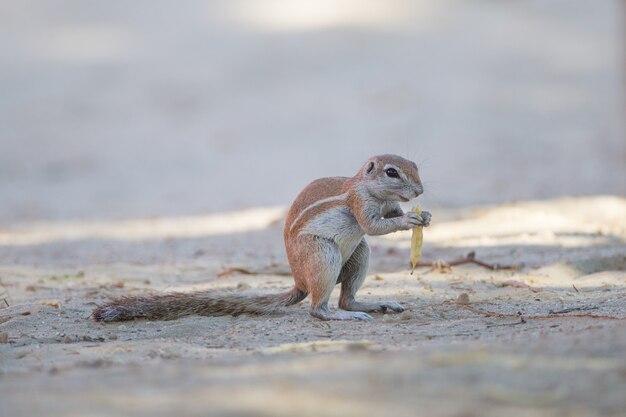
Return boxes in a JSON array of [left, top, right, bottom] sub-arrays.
[[289, 192, 348, 232]]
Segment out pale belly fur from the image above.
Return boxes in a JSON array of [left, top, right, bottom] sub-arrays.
[[299, 206, 365, 265]]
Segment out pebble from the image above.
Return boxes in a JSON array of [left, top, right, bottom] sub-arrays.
[[456, 293, 470, 305], [398, 310, 414, 321], [43, 300, 61, 308]]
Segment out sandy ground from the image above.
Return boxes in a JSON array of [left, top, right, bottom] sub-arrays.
[[1, 0, 626, 416], [1, 196, 625, 416]]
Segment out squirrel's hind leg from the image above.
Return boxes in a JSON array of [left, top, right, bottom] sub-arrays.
[[338, 240, 405, 314], [293, 235, 372, 321]]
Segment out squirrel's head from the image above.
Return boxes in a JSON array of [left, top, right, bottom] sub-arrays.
[[358, 154, 423, 202]]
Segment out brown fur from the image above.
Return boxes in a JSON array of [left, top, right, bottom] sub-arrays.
[[284, 177, 350, 232], [287, 198, 347, 237]]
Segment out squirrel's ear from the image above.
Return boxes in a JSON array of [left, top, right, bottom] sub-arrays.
[[365, 161, 376, 175]]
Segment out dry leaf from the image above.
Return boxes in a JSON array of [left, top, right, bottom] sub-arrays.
[[410, 205, 424, 272]]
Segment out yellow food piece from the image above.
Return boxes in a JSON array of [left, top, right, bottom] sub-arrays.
[[410, 205, 423, 272]]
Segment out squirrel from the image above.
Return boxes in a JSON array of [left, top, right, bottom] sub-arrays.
[[92, 154, 431, 322]]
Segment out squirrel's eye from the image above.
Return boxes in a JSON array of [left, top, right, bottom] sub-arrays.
[[385, 168, 399, 178]]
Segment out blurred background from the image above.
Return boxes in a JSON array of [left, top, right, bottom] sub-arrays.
[[1, 0, 624, 226]]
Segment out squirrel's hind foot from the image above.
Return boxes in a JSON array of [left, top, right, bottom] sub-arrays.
[[310, 308, 373, 321], [339, 300, 405, 314]]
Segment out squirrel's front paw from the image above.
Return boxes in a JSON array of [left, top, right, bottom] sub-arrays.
[[401, 211, 423, 230], [420, 211, 432, 227]]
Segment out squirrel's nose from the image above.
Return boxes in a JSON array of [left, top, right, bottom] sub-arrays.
[[414, 185, 423, 197]]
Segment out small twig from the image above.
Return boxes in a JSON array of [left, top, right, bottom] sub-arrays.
[[535, 313, 621, 320], [572, 284, 579, 293], [411, 251, 519, 273], [486, 316, 527, 328], [548, 306, 599, 315], [462, 305, 516, 318], [0, 278, 9, 309], [217, 266, 293, 278], [461, 305, 621, 321], [217, 267, 256, 278]]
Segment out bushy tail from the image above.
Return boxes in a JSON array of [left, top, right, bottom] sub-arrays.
[[91, 287, 307, 322]]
